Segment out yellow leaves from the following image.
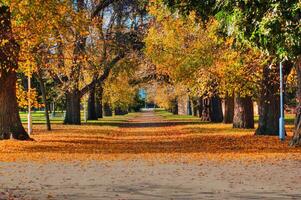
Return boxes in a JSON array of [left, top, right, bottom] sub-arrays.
[[103, 71, 136, 110], [0, 39, 9, 47], [16, 83, 42, 109], [145, 4, 223, 98], [0, 112, 299, 162]]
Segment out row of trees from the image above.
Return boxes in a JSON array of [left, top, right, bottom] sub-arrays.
[[0, 0, 147, 139], [144, 0, 300, 145], [0, 0, 300, 147]]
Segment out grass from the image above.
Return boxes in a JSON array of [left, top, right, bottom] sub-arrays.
[[21, 109, 296, 125], [154, 109, 202, 121], [156, 109, 296, 125], [20, 111, 139, 125]]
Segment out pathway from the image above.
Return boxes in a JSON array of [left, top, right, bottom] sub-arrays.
[[0, 111, 301, 199]]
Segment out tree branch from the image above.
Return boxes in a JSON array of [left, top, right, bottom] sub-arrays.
[[80, 53, 124, 97], [92, 0, 121, 18]]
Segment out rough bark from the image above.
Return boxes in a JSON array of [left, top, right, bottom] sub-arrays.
[[256, 62, 293, 135], [233, 95, 254, 129], [171, 99, 178, 115], [64, 90, 81, 125], [223, 95, 234, 124], [87, 86, 97, 120], [177, 95, 189, 115], [188, 97, 192, 115], [255, 66, 280, 135], [200, 98, 211, 121], [196, 97, 203, 118], [190, 98, 197, 116], [115, 107, 128, 115], [36, 69, 51, 131], [0, 6, 30, 140], [290, 57, 301, 146], [103, 103, 113, 116], [95, 85, 103, 118], [210, 95, 223, 123]]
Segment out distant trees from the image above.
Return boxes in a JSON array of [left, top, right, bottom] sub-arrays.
[[0, 0, 300, 146], [145, 2, 260, 126], [156, 0, 300, 140]]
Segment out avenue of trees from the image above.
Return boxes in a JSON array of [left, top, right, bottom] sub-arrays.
[[0, 0, 300, 146]]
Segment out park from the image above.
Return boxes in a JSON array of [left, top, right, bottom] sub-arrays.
[[0, 0, 301, 199]]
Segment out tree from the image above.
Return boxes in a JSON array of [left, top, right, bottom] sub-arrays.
[[0, 6, 30, 140], [217, 0, 299, 136], [163, 0, 300, 139], [145, 3, 225, 120]]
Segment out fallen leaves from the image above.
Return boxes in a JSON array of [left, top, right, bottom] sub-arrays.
[[0, 112, 300, 163]]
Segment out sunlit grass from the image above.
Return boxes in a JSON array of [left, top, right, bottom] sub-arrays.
[[20, 111, 139, 125]]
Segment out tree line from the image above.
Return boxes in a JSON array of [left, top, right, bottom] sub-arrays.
[[0, 0, 300, 146]]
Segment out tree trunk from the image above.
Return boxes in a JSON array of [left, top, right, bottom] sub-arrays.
[[233, 95, 254, 129], [64, 90, 81, 124], [115, 107, 128, 115], [190, 97, 198, 116], [290, 57, 301, 146], [255, 66, 279, 135], [256, 63, 293, 135], [188, 97, 192, 115], [210, 95, 223, 123], [95, 85, 103, 118], [196, 97, 202, 118], [87, 86, 97, 120], [171, 99, 178, 115], [103, 103, 112, 116], [223, 95, 234, 124], [36, 70, 51, 131], [0, 6, 30, 140], [200, 98, 211, 121]]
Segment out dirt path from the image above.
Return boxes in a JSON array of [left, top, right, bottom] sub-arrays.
[[1, 111, 301, 199]]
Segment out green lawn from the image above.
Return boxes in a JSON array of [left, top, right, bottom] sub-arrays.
[[20, 111, 139, 125], [155, 109, 296, 124], [154, 109, 201, 121], [20, 110, 296, 125]]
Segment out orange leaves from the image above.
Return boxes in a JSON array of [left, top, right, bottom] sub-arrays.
[[0, 112, 300, 162], [16, 83, 42, 109]]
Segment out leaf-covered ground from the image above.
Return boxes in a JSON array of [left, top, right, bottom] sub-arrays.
[[1, 111, 301, 199], [0, 111, 300, 162]]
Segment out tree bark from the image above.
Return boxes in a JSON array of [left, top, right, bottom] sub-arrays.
[[103, 103, 113, 116], [200, 98, 211, 121], [256, 62, 293, 135], [64, 90, 81, 124], [171, 99, 178, 115], [255, 66, 279, 135], [196, 97, 202, 118], [0, 6, 30, 140], [290, 57, 301, 146], [188, 97, 192, 115], [115, 107, 128, 115], [36, 70, 51, 131], [87, 85, 97, 120], [233, 94, 254, 129], [190, 98, 197, 116], [210, 95, 223, 123], [223, 95, 234, 124], [95, 85, 103, 118]]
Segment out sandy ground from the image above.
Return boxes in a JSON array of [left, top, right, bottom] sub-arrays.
[[1, 111, 301, 199], [1, 160, 301, 199]]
